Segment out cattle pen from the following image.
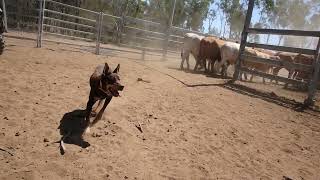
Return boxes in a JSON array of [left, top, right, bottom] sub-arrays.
[[1, 0, 320, 179], [233, 0, 320, 107]]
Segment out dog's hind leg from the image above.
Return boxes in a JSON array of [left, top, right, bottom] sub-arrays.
[[92, 99, 103, 116], [90, 97, 112, 127]]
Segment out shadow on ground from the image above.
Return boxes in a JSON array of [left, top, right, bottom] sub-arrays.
[[57, 109, 90, 154]]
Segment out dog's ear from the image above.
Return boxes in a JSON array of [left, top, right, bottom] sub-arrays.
[[103, 63, 110, 75], [113, 64, 120, 74]]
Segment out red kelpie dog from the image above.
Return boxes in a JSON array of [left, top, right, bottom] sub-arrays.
[[84, 62, 124, 132]]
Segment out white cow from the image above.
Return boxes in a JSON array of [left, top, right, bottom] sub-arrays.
[[180, 33, 204, 70], [214, 42, 240, 76], [215, 42, 276, 83]]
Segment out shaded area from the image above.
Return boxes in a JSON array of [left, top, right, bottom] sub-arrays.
[[58, 109, 90, 152], [160, 67, 320, 115]]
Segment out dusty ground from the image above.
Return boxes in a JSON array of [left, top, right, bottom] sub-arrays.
[[1, 36, 320, 180]]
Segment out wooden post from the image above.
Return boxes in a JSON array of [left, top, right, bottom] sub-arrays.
[[95, 12, 103, 55], [37, 0, 46, 48], [1, 0, 7, 32], [305, 37, 320, 106], [232, 0, 254, 81]]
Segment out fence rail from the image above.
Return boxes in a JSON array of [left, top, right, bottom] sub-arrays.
[[241, 54, 313, 71], [43, 24, 95, 36], [44, 9, 96, 23], [239, 67, 308, 85], [46, 0, 99, 14], [247, 28, 320, 37], [246, 43, 316, 55], [44, 17, 95, 29]]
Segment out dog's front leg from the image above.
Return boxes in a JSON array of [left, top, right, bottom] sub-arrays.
[[84, 92, 97, 133], [90, 96, 112, 127]]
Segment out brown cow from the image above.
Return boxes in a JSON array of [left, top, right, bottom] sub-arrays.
[[196, 36, 223, 73]]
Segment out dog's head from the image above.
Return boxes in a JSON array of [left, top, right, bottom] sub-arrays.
[[102, 63, 124, 97]]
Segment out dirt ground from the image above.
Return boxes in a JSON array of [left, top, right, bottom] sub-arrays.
[[1, 36, 320, 180]]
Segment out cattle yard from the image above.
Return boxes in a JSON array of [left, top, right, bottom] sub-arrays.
[[1, 35, 320, 179], [1, 0, 320, 179]]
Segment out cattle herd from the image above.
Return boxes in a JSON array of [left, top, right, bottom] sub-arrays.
[[180, 33, 316, 88]]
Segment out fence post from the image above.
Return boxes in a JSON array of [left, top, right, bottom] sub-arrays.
[[232, 0, 254, 81], [37, 0, 45, 48], [1, 0, 7, 32], [116, 16, 124, 45], [95, 12, 103, 55], [162, 0, 176, 61], [305, 38, 320, 106]]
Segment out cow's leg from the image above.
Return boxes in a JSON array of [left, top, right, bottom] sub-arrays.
[[194, 59, 199, 71], [90, 97, 112, 127], [186, 55, 190, 70], [285, 69, 294, 88], [180, 50, 188, 70]]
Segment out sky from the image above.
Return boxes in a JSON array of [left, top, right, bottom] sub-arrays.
[[201, 1, 279, 45]]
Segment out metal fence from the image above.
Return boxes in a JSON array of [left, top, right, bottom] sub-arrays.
[[28, 0, 211, 58], [233, 0, 320, 106]]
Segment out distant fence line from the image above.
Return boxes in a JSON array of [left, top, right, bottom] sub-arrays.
[[4, 0, 219, 57]]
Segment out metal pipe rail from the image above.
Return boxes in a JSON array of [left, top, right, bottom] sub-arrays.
[[124, 26, 165, 36], [239, 67, 307, 85], [46, 0, 99, 15], [44, 17, 95, 29], [246, 43, 316, 55], [44, 9, 96, 23], [247, 28, 320, 37], [43, 24, 94, 36], [44, 31, 93, 42], [241, 54, 313, 71]]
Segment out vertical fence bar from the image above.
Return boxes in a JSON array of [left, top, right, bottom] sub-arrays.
[[95, 12, 103, 55], [162, 0, 176, 61], [37, 0, 45, 48], [1, 0, 7, 32], [232, 0, 254, 81], [305, 37, 320, 106]]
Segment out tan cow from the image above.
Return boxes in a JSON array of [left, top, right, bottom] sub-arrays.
[[197, 36, 222, 73]]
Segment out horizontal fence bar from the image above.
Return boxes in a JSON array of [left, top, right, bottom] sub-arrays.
[[46, 0, 99, 14], [247, 28, 320, 37], [44, 17, 95, 29], [241, 54, 313, 71], [246, 43, 316, 55], [44, 31, 94, 42], [239, 67, 307, 85], [119, 43, 163, 53], [43, 24, 94, 35], [102, 13, 121, 19], [124, 25, 165, 36], [122, 33, 164, 41], [44, 9, 96, 23], [125, 16, 161, 26]]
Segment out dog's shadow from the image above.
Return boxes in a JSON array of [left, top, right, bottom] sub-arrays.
[[58, 109, 90, 151]]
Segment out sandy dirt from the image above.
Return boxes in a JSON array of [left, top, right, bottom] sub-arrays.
[[1, 36, 320, 180]]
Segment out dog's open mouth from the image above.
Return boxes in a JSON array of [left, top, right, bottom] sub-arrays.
[[109, 87, 120, 97]]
